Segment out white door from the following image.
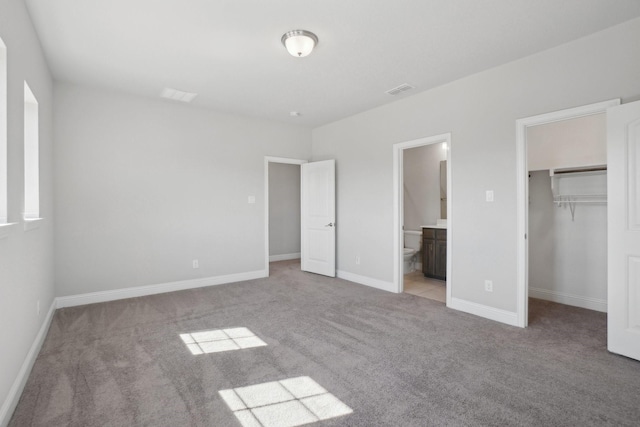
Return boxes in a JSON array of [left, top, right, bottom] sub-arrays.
[[301, 160, 336, 277], [608, 100, 640, 361]]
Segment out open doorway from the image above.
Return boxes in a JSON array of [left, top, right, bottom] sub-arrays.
[[402, 143, 447, 302], [515, 99, 620, 327], [528, 114, 608, 316], [264, 157, 307, 276], [393, 133, 452, 306]]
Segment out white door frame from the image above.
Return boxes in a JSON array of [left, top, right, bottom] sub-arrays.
[[515, 99, 620, 327], [393, 133, 452, 306], [264, 156, 308, 276]]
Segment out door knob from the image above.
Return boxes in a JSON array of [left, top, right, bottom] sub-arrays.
[[325, 222, 334, 227]]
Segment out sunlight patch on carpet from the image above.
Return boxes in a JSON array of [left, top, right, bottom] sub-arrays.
[[219, 376, 352, 427], [180, 327, 267, 355]]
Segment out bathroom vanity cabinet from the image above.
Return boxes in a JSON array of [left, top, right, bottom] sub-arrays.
[[422, 227, 446, 280]]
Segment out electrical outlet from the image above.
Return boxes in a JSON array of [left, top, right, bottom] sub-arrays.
[[36, 300, 40, 316], [248, 195, 256, 204], [355, 256, 361, 265], [486, 190, 494, 202], [192, 259, 199, 269], [484, 280, 493, 292]]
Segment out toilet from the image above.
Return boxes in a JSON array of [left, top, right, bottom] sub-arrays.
[[403, 231, 421, 274]]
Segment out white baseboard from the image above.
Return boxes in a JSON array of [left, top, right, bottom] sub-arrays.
[[337, 270, 396, 293], [56, 269, 268, 309], [0, 299, 56, 427], [269, 253, 301, 262], [449, 297, 519, 327], [529, 287, 607, 313]]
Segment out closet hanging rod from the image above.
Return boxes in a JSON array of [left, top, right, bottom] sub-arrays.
[[552, 165, 607, 175], [554, 200, 607, 204], [553, 194, 607, 199]]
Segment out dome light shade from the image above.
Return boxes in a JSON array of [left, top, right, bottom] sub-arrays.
[[281, 30, 318, 57]]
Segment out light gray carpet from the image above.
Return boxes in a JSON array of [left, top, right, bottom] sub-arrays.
[[10, 260, 640, 426]]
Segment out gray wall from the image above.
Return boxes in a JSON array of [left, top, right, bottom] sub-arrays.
[[54, 83, 311, 296], [403, 143, 446, 231], [311, 17, 640, 312], [0, 0, 55, 418], [528, 113, 606, 171], [269, 163, 301, 258], [528, 171, 607, 307]]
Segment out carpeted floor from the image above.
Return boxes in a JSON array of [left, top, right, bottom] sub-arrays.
[[10, 260, 640, 426]]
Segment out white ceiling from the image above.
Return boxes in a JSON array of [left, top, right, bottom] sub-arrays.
[[24, 0, 640, 128]]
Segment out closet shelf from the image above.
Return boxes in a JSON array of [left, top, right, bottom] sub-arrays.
[[549, 166, 607, 220]]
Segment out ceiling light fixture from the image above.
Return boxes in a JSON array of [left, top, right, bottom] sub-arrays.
[[281, 30, 318, 58]]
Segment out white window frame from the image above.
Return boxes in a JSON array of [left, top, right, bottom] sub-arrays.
[[0, 38, 15, 238], [0, 38, 7, 225], [23, 81, 42, 230]]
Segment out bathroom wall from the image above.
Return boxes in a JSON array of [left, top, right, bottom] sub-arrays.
[[269, 162, 301, 260], [403, 143, 446, 231], [0, 0, 55, 422], [528, 171, 607, 311]]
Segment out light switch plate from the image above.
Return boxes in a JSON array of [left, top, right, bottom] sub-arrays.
[[248, 196, 256, 204]]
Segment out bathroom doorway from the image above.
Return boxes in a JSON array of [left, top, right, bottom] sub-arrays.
[[393, 133, 451, 306], [264, 157, 307, 277]]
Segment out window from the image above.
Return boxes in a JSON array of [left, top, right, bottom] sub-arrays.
[[0, 38, 7, 224], [23, 82, 39, 221]]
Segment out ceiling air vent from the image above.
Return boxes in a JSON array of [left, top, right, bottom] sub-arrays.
[[161, 88, 198, 103], [385, 83, 415, 96]]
